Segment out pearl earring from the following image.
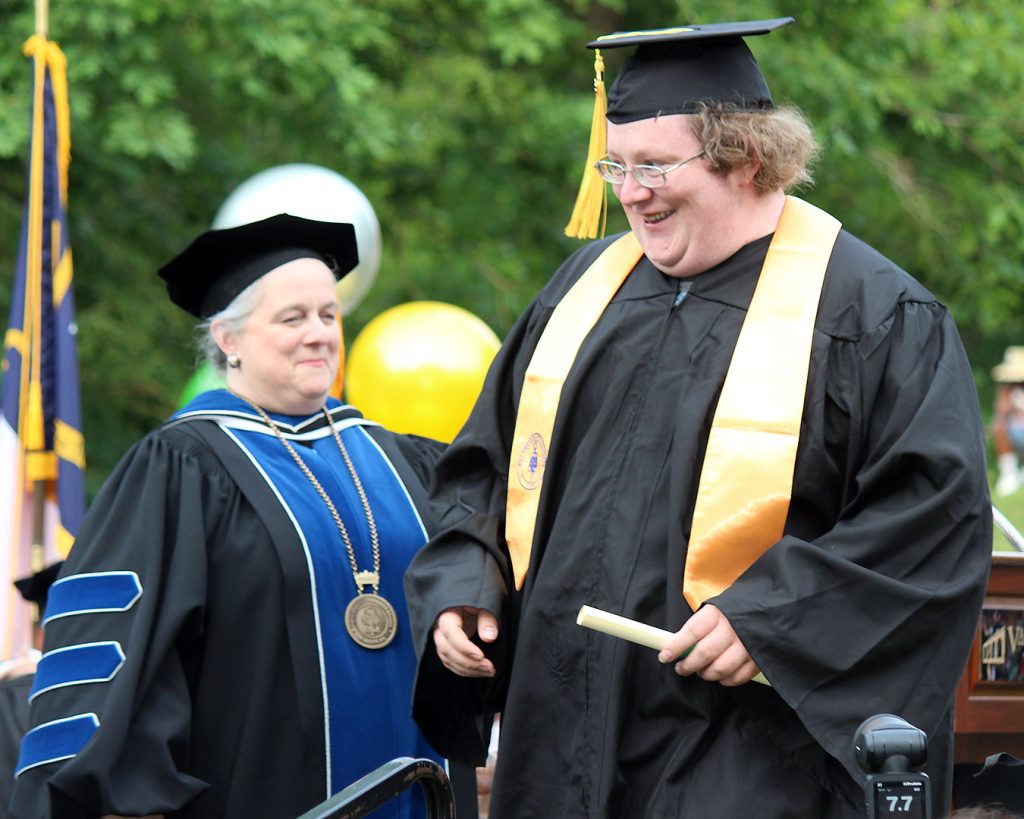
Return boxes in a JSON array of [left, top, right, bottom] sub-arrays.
[[227, 353, 241, 369]]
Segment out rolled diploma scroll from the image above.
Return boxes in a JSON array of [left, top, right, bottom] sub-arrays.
[[576, 605, 770, 686]]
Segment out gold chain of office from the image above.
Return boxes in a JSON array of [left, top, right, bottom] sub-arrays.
[[237, 395, 397, 649]]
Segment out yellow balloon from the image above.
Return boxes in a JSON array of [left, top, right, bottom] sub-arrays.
[[346, 302, 501, 443]]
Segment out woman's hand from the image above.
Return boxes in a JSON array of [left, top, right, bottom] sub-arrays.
[[433, 606, 498, 678]]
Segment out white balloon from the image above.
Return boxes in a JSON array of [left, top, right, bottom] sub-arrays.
[[213, 163, 382, 315]]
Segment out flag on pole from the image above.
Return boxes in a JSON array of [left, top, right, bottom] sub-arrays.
[[0, 35, 85, 661]]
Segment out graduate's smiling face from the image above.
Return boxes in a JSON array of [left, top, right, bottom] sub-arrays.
[[215, 258, 340, 415], [607, 114, 748, 278]]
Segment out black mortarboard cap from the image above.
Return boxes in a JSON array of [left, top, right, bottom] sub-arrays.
[[565, 18, 794, 239], [158, 213, 359, 318], [593, 18, 793, 122], [14, 561, 63, 612]]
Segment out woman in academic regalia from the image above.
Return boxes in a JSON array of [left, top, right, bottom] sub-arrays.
[[11, 214, 450, 819]]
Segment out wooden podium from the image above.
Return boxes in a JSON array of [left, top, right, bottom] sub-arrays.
[[954, 552, 1024, 763]]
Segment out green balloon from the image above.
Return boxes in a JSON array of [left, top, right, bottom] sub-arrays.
[[178, 363, 226, 408]]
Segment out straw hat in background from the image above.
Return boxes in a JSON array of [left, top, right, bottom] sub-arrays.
[[992, 346, 1024, 383]]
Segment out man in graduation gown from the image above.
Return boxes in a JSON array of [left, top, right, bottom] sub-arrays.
[[404, 18, 992, 818]]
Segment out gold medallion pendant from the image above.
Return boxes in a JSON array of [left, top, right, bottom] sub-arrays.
[[236, 396, 400, 649], [345, 593, 398, 649]]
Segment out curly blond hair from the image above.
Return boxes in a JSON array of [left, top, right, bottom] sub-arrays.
[[687, 102, 819, 192]]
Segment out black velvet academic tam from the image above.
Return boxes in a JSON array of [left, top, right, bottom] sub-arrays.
[[158, 213, 359, 318]]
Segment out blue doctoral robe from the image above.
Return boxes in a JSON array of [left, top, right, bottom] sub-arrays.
[[12, 391, 445, 818]]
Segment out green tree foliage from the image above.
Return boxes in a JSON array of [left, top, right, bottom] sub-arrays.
[[1, 0, 1021, 496]]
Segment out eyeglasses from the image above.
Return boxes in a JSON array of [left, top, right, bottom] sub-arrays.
[[593, 150, 707, 188]]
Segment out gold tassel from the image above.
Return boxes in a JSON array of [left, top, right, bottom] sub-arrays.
[[564, 50, 608, 240], [330, 312, 346, 401]]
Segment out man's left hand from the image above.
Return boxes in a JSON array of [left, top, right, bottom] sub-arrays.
[[659, 604, 760, 686]]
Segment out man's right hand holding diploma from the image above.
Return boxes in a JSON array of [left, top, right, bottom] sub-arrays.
[[434, 606, 499, 677], [658, 604, 761, 687]]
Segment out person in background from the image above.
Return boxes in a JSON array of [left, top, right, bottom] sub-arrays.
[[0, 562, 61, 819], [0, 562, 62, 684], [991, 346, 1024, 496], [10, 214, 461, 818], [404, 17, 992, 819]]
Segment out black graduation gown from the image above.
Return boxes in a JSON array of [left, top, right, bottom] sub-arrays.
[[11, 398, 447, 819], [404, 231, 992, 818]]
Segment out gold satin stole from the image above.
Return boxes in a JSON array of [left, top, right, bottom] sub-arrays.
[[506, 197, 841, 602]]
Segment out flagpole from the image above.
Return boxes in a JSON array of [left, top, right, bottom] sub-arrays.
[[30, 0, 48, 590], [30, 0, 50, 593], [3, 6, 85, 659], [35, 0, 47, 38]]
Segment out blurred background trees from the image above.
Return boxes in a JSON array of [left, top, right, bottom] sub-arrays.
[[1, 0, 1022, 497]]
